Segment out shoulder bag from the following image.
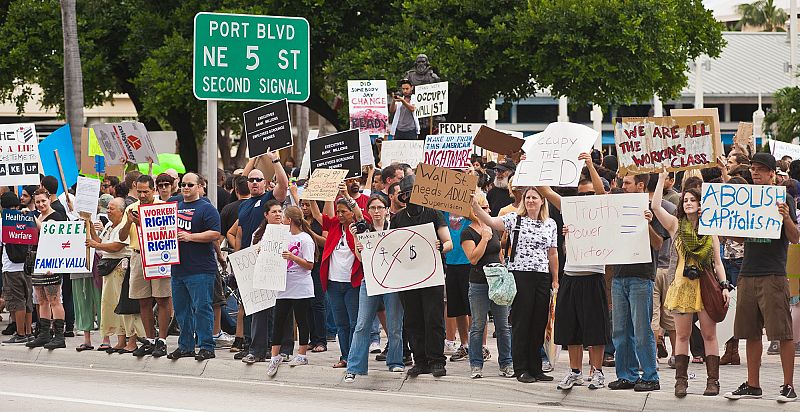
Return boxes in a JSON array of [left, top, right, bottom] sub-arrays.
[[699, 266, 727, 322], [484, 216, 522, 306]]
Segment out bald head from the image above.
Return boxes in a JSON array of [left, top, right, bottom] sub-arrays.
[[181, 172, 203, 202], [247, 169, 266, 196]]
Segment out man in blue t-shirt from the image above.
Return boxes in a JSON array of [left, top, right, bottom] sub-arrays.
[[167, 172, 223, 361], [235, 151, 289, 250]]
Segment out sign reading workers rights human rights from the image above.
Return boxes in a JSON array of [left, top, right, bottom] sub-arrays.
[[138, 202, 180, 267]]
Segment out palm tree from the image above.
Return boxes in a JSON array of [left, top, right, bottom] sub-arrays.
[[736, 0, 790, 32], [60, 0, 85, 161]]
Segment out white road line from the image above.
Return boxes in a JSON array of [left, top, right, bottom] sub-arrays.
[[0, 361, 591, 411], [0, 391, 196, 412]]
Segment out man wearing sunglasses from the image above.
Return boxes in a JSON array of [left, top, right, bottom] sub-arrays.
[[233, 150, 288, 251]]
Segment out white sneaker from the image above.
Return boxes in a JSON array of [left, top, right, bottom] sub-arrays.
[[369, 342, 382, 354], [557, 371, 583, 390], [214, 331, 235, 348], [390, 366, 405, 372], [588, 369, 605, 389], [499, 364, 515, 378], [444, 340, 457, 356], [266, 357, 281, 377], [542, 360, 553, 373], [287, 355, 308, 367], [470, 366, 483, 379], [344, 372, 356, 383]]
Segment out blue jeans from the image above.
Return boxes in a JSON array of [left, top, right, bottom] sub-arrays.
[[468, 282, 512, 368], [722, 258, 742, 287], [327, 280, 360, 361], [347, 281, 404, 374], [325, 294, 337, 337], [172, 273, 215, 352], [611, 277, 659, 382], [370, 315, 381, 345]]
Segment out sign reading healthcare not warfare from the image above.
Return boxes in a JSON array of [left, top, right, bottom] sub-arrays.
[[348, 80, 388, 134], [516, 122, 598, 187], [193, 12, 310, 102], [2, 210, 37, 245], [227, 245, 278, 315], [614, 116, 719, 175], [423, 134, 473, 169], [138, 202, 180, 267], [357, 223, 445, 296], [243, 99, 293, 157], [410, 163, 477, 216], [561, 193, 652, 265], [413, 82, 448, 118], [699, 183, 785, 239], [34, 221, 92, 274], [0, 123, 41, 186], [253, 224, 289, 290]]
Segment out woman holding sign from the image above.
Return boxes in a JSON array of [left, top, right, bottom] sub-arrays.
[[651, 171, 730, 397]]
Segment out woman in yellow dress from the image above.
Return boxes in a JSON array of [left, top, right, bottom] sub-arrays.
[[651, 170, 730, 398]]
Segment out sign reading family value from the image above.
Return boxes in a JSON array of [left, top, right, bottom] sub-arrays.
[[244, 99, 293, 157], [193, 12, 310, 102], [34, 221, 92, 274]]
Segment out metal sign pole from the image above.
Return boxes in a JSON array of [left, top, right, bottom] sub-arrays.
[[207, 100, 218, 207]]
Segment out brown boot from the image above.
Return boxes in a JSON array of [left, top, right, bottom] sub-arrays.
[[703, 355, 720, 395], [674, 354, 690, 398], [719, 339, 740, 365]]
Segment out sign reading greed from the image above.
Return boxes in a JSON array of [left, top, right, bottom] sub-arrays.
[[34, 221, 92, 274], [2, 209, 38, 245], [138, 202, 180, 267], [614, 116, 719, 175], [699, 183, 785, 239]]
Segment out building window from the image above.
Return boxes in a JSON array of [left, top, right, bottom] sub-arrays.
[[730, 104, 760, 122], [516, 104, 558, 123]]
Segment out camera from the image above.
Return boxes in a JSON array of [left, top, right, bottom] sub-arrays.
[[354, 220, 370, 234], [683, 265, 701, 280]]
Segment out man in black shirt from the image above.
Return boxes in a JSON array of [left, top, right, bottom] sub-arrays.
[[219, 176, 249, 239]]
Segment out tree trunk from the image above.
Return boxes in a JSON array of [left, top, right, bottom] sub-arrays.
[[166, 109, 198, 172], [60, 0, 85, 161], [294, 104, 309, 163], [218, 125, 232, 170], [232, 132, 248, 169], [303, 93, 342, 131]]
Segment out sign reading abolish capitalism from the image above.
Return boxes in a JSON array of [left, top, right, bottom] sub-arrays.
[[698, 183, 786, 239], [0, 123, 41, 186], [423, 134, 473, 169], [138, 202, 180, 267], [614, 116, 719, 175], [348, 80, 388, 134], [2, 209, 37, 245], [34, 221, 92, 274]]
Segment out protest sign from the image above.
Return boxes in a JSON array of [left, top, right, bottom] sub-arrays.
[[244, 99, 293, 158], [253, 224, 289, 290], [733, 122, 754, 157], [670, 107, 724, 158], [439, 123, 483, 137], [413, 82, 448, 118], [298, 129, 320, 180], [561, 193, 651, 265], [357, 223, 445, 296], [423, 134, 474, 169], [2, 209, 37, 245], [38, 125, 78, 196], [698, 183, 785, 239], [309, 129, 362, 179], [75, 176, 102, 219], [516, 122, 598, 187], [379, 140, 424, 168], [138, 202, 179, 267], [92, 124, 126, 165], [614, 115, 719, 175], [34, 221, 92, 274], [348, 80, 389, 134], [473, 126, 525, 155], [0, 123, 41, 186], [787, 245, 800, 279], [410, 163, 477, 216], [92, 122, 158, 165], [359, 130, 375, 167], [770, 139, 800, 161], [300, 168, 348, 201], [228, 245, 278, 315]]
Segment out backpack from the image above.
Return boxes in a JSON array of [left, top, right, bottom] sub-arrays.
[[3, 244, 28, 264]]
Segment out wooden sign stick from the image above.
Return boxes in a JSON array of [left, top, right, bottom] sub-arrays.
[[80, 211, 92, 270], [53, 149, 74, 212]]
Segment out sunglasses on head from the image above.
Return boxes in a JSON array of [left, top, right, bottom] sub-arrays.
[[180, 183, 196, 188], [248, 177, 265, 183]]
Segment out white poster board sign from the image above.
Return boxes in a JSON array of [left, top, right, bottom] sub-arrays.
[[698, 183, 785, 239], [423, 134, 474, 169], [413, 82, 448, 118], [0, 123, 42, 186], [770, 139, 800, 161], [380, 140, 424, 168], [92, 122, 158, 164], [561, 193, 651, 265], [75, 176, 102, 219], [359, 130, 375, 167], [357, 223, 445, 296], [298, 129, 320, 180], [347, 80, 389, 134], [517, 122, 598, 187], [34, 221, 93, 274], [253, 224, 289, 290], [228, 245, 278, 315]]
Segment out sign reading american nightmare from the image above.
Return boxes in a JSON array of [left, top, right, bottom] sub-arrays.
[[309, 129, 362, 179], [2, 209, 37, 245], [699, 183, 785, 239], [0, 123, 41, 186], [423, 134, 473, 169], [614, 116, 719, 175], [138, 202, 180, 267], [244, 99, 293, 157], [347, 80, 388, 134]]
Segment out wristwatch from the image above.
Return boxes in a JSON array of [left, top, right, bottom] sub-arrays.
[[272, 159, 280, 164], [718, 279, 733, 291]]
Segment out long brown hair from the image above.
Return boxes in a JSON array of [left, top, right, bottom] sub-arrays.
[[676, 188, 702, 220], [284, 205, 320, 260]]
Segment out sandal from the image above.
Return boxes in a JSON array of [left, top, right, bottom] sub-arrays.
[[691, 356, 704, 364], [311, 345, 327, 353], [107, 346, 125, 354], [332, 360, 347, 368], [76, 344, 94, 352], [97, 343, 111, 351]]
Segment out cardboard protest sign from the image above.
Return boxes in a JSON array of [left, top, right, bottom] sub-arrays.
[[770, 139, 800, 161], [380, 140, 424, 168], [92, 122, 158, 165], [138, 202, 179, 267], [348, 80, 389, 134], [228, 245, 278, 315], [670, 107, 723, 159], [698, 183, 785, 239], [733, 122, 754, 157], [413, 81, 448, 118], [423, 134, 474, 169], [2, 209, 37, 245], [516, 122, 598, 187], [473, 126, 525, 155], [298, 129, 320, 180], [561, 193, 652, 265], [38, 125, 78, 196], [34, 221, 92, 274], [613, 116, 719, 175], [253, 224, 289, 290], [309, 129, 362, 179], [787, 244, 800, 279], [300, 168, 348, 201], [410, 163, 477, 216], [357, 223, 445, 296], [75, 176, 102, 219], [0, 123, 41, 186], [244, 99, 293, 158]]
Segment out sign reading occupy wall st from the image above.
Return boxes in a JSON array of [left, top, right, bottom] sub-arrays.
[[244, 99, 293, 157], [0, 123, 41, 186], [138, 202, 180, 267], [698, 183, 786, 239], [309, 129, 362, 179], [193, 12, 310, 102], [423, 134, 473, 169], [34, 221, 92, 274], [413, 82, 448, 118], [348, 80, 389, 134]]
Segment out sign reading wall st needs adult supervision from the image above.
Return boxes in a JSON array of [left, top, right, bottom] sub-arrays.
[[410, 163, 477, 216], [561, 193, 651, 265], [614, 116, 719, 175], [0, 123, 41, 186], [300, 168, 349, 201], [348, 80, 388, 134], [699, 183, 786, 239], [423, 134, 473, 169], [244, 99, 293, 157], [309, 129, 362, 179], [34, 221, 92, 274], [193, 12, 310, 102], [516, 122, 598, 187], [138, 202, 180, 267], [413, 82, 448, 118], [2, 209, 37, 245], [357, 223, 445, 296], [228, 245, 278, 315]]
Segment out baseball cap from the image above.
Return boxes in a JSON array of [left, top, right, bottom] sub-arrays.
[[751, 152, 776, 171], [496, 159, 516, 173]]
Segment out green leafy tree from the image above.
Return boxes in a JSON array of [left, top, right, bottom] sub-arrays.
[[764, 86, 800, 142], [736, 0, 789, 32]]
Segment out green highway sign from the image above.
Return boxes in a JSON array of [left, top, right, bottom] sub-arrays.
[[193, 12, 310, 102]]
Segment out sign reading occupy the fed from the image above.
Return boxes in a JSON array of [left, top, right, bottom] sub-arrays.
[[699, 183, 785, 239], [138, 202, 180, 267], [34, 221, 92, 274]]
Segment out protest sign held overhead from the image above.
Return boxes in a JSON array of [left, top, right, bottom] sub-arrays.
[[357, 223, 445, 296], [699, 183, 785, 239], [770, 139, 800, 161], [413, 81, 448, 118], [439, 123, 483, 137], [348, 80, 388, 134], [614, 115, 720, 175], [473, 126, 525, 155], [253, 224, 289, 291], [516, 122, 598, 187], [309, 129, 362, 179], [380, 140, 424, 168], [670, 107, 724, 157], [38, 124, 78, 196], [0, 123, 41, 186], [410, 163, 477, 216], [359, 130, 375, 167], [2, 209, 37, 245], [300, 168, 349, 201], [298, 129, 319, 180], [733, 122, 754, 156], [227, 245, 278, 315], [138, 202, 180, 267], [75, 176, 102, 219], [423, 134, 473, 169], [244, 99, 293, 158], [561, 193, 651, 265], [34, 221, 93, 274], [92, 122, 159, 165]]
